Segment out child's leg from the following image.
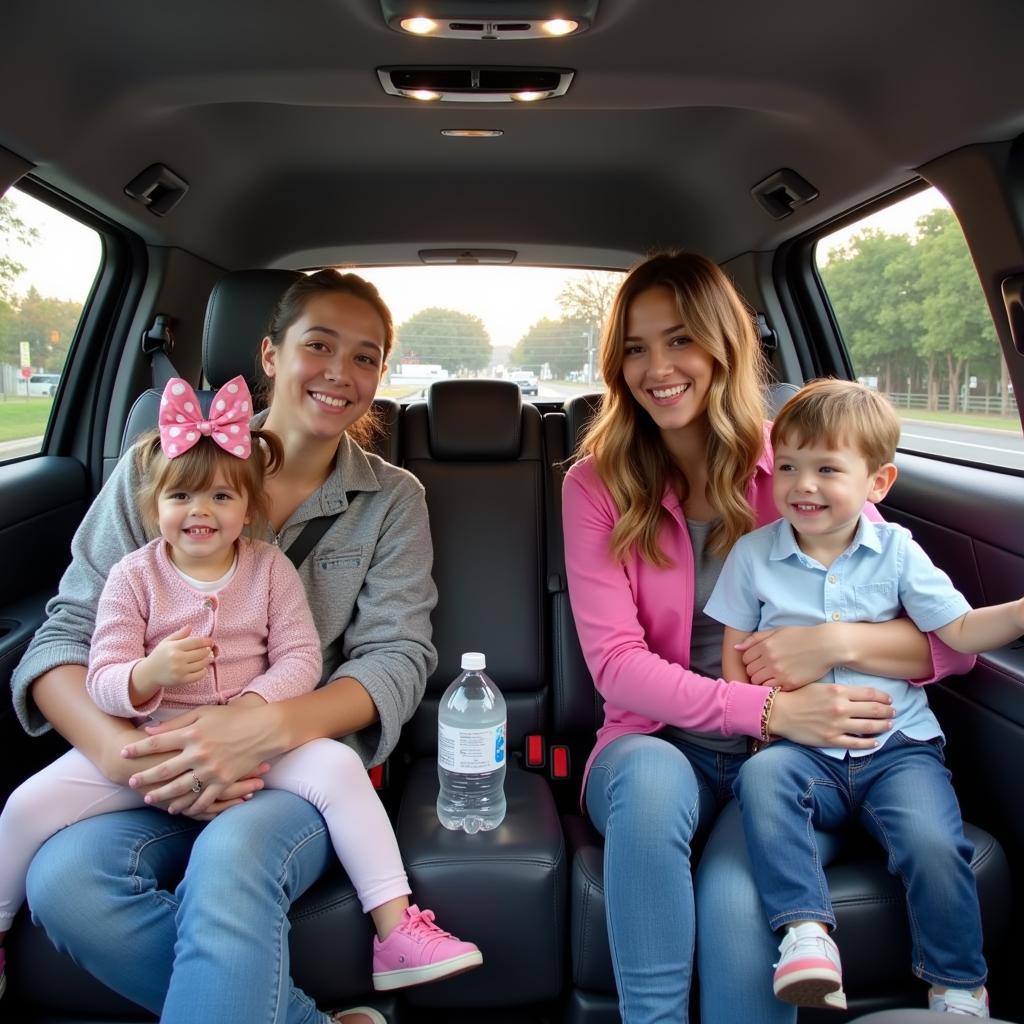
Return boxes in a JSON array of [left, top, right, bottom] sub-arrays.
[[262, 739, 411, 928], [0, 749, 145, 933], [858, 736, 986, 995], [264, 740, 482, 992], [733, 742, 850, 932], [733, 742, 852, 1009]]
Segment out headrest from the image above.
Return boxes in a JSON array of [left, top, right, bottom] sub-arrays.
[[202, 269, 304, 388], [427, 379, 523, 460], [765, 380, 800, 416], [565, 392, 603, 457]]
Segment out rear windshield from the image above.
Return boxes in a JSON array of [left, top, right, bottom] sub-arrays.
[[349, 266, 624, 403]]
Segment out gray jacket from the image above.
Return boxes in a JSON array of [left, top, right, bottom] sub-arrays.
[[11, 425, 438, 768]]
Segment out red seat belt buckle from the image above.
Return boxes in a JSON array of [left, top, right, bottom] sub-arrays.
[[550, 744, 571, 780], [368, 763, 386, 790], [525, 733, 546, 768]]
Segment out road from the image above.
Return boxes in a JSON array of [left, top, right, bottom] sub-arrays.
[[896, 418, 1024, 471]]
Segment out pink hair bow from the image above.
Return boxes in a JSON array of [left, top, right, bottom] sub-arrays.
[[158, 375, 252, 460]]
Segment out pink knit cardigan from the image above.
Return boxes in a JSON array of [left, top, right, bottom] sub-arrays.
[[86, 537, 322, 720]]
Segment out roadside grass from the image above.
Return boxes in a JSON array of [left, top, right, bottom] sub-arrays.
[[898, 408, 1020, 433], [0, 396, 52, 441]]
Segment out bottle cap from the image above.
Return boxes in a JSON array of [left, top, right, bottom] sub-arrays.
[[461, 652, 486, 670]]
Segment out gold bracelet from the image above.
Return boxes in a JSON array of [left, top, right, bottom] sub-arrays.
[[751, 686, 781, 753]]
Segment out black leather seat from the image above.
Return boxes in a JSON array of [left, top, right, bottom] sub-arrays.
[[394, 379, 567, 1009], [546, 391, 1012, 1023]]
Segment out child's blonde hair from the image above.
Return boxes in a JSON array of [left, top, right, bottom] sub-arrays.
[[770, 378, 900, 471], [134, 429, 284, 540]]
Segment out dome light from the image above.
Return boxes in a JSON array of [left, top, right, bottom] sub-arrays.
[[407, 88, 441, 100], [400, 17, 439, 34], [511, 90, 546, 102], [540, 19, 578, 36]]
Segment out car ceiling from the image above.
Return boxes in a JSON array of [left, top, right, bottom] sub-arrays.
[[3, 0, 1023, 271]]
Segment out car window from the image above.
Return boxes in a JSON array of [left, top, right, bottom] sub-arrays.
[[815, 187, 1021, 470], [0, 186, 102, 462], [350, 266, 623, 402]]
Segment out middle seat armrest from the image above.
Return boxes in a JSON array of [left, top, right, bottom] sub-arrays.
[[395, 759, 567, 1008]]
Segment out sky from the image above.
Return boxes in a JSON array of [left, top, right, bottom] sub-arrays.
[[4, 184, 951, 350]]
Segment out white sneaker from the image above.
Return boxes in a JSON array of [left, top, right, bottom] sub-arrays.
[[928, 986, 990, 1016], [772, 923, 846, 1010]]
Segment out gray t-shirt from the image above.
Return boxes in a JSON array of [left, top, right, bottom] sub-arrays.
[[661, 518, 748, 755]]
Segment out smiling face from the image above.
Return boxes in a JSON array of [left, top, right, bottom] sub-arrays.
[[772, 434, 896, 560], [157, 468, 250, 578], [260, 290, 388, 446], [620, 285, 715, 444]]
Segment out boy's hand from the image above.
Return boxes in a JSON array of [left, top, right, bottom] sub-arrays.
[[131, 625, 215, 700]]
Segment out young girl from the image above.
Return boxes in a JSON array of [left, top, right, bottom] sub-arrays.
[[561, 251, 975, 1023], [1, 373, 480, 1004]]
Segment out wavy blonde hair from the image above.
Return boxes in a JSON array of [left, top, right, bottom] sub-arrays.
[[579, 252, 767, 565]]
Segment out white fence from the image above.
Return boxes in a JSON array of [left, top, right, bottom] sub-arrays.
[[886, 391, 1013, 415]]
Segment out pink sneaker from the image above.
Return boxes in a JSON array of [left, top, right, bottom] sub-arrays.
[[372, 905, 482, 991], [772, 923, 846, 1010]]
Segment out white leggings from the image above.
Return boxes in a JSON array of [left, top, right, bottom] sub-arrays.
[[0, 739, 410, 931]]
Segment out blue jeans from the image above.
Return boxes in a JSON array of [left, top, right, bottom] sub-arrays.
[[586, 732, 837, 1024], [734, 732, 986, 988], [25, 790, 335, 1024]]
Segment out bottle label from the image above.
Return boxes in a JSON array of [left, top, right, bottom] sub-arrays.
[[438, 721, 506, 773]]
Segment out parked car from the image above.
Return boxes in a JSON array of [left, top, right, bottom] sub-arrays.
[[26, 374, 59, 397], [2, 3, 1024, 1023], [508, 370, 540, 396]]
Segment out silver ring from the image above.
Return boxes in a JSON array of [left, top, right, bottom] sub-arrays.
[[190, 771, 203, 794]]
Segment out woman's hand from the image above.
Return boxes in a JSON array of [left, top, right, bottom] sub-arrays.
[[107, 722, 265, 818], [121, 702, 278, 814], [770, 683, 895, 750], [735, 625, 843, 689]]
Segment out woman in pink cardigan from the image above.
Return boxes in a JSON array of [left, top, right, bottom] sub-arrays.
[[0, 375, 480, 1012], [562, 251, 974, 1023]]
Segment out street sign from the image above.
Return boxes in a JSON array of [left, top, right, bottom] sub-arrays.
[[20, 366, 31, 379], [19, 341, 30, 367]]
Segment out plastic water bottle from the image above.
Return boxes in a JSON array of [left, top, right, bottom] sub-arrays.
[[437, 652, 507, 833]]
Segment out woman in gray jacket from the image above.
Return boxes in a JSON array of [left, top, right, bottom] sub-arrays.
[[10, 271, 434, 1024]]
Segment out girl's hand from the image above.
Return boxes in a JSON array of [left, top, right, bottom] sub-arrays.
[[735, 625, 841, 689], [770, 683, 895, 750], [133, 625, 216, 696], [121, 702, 278, 813]]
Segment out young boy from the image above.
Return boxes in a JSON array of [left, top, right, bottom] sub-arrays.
[[705, 378, 1018, 1018]]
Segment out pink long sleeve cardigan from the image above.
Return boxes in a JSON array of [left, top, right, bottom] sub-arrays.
[[86, 537, 322, 720]]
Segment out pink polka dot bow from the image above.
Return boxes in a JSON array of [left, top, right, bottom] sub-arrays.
[[158, 375, 253, 460]]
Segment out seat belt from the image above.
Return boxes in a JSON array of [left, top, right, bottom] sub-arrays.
[[282, 494, 355, 569], [142, 313, 179, 390]]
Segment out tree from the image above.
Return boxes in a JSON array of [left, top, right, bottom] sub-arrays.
[[394, 307, 492, 374], [913, 209, 998, 410], [819, 228, 922, 396], [510, 317, 592, 378], [0, 196, 37, 302], [7, 287, 83, 370], [557, 271, 619, 335]]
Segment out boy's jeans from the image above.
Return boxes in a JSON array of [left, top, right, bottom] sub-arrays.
[[734, 731, 987, 989]]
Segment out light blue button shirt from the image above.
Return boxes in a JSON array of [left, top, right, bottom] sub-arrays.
[[704, 514, 972, 759]]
